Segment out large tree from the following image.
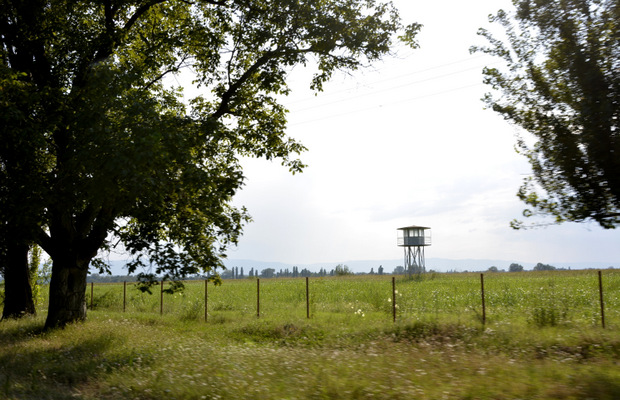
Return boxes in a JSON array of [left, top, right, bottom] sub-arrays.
[[1, 0, 420, 328], [473, 0, 620, 228], [0, 66, 49, 319]]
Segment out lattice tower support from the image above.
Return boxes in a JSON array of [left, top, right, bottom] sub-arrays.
[[404, 245, 425, 274]]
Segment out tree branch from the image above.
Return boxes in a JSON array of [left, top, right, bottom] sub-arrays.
[[211, 46, 315, 121], [36, 227, 54, 258], [81, 206, 116, 260], [122, 0, 168, 33], [141, 55, 191, 92]]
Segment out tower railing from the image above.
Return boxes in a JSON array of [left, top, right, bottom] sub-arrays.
[[397, 236, 431, 246]]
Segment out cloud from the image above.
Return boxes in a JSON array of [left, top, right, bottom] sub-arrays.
[[227, 0, 620, 267]]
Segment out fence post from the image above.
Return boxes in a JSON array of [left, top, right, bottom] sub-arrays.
[[392, 276, 396, 323], [90, 282, 94, 309], [480, 273, 486, 325], [306, 277, 310, 319], [599, 270, 605, 329], [160, 279, 164, 316], [123, 281, 126, 312], [205, 279, 209, 322], [257, 278, 260, 318]]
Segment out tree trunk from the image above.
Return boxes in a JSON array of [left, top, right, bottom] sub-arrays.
[[40, 206, 111, 329], [1, 243, 36, 319], [44, 255, 90, 329]]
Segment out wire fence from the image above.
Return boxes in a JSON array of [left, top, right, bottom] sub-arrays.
[[73, 270, 619, 328]]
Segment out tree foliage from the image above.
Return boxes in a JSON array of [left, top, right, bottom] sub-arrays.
[[334, 264, 353, 276], [260, 268, 276, 279], [533, 262, 556, 271], [1, 0, 419, 327], [473, 0, 620, 228], [509, 263, 524, 272]]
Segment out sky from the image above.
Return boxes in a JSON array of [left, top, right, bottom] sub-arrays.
[[222, 0, 620, 269]]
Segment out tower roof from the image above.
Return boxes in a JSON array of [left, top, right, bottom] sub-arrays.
[[397, 225, 430, 230]]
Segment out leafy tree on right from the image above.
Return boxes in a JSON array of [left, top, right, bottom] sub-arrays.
[[473, 0, 619, 229]]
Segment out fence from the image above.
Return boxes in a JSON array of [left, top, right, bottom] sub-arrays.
[[78, 270, 619, 328]]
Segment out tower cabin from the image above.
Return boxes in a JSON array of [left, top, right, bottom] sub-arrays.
[[397, 225, 431, 247], [397, 225, 431, 274]]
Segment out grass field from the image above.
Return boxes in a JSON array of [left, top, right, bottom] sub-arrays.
[[1, 270, 620, 399]]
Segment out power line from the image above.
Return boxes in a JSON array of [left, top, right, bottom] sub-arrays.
[[283, 54, 494, 107], [288, 82, 486, 127], [287, 62, 496, 114]]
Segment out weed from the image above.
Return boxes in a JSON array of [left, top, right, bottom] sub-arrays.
[[179, 300, 203, 321], [92, 290, 121, 309], [529, 305, 566, 327]]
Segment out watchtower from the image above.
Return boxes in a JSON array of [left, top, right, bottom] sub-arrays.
[[397, 225, 431, 274]]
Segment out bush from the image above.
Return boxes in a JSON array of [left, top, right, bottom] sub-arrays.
[[180, 300, 203, 321], [529, 305, 567, 327]]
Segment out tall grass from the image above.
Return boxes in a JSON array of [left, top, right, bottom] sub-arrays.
[[63, 270, 620, 329], [4, 270, 617, 399]]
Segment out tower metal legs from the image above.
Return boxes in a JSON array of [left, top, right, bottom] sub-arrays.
[[404, 246, 425, 274]]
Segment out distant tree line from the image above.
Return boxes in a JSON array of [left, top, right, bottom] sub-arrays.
[[223, 264, 358, 279], [84, 264, 384, 282], [83, 262, 616, 282], [86, 274, 209, 283], [487, 263, 576, 273], [391, 265, 425, 275], [87, 274, 139, 283]]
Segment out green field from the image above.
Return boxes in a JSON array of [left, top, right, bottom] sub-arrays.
[[2, 270, 620, 399]]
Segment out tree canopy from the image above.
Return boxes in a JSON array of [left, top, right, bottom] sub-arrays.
[[509, 263, 524, 272], [1, 0, 420, 327], [473, 0, 620, 229]]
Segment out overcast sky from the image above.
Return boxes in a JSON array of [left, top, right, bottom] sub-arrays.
[[221, 0, 620, 269]]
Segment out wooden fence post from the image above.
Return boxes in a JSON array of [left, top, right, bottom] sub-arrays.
[[599, 270, 605, 329], [257, 278, 260, 318], [205, 279, 209, 322], [306, 277, 310, 319], [160, 279, 164, 316], [392, 276, 396, 323], [480, 273, 486, 325], [123, 281, 126, 312], [90, 282, 94, 309]]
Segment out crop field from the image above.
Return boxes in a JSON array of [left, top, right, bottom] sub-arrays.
[[1, 270, 620, 399]]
